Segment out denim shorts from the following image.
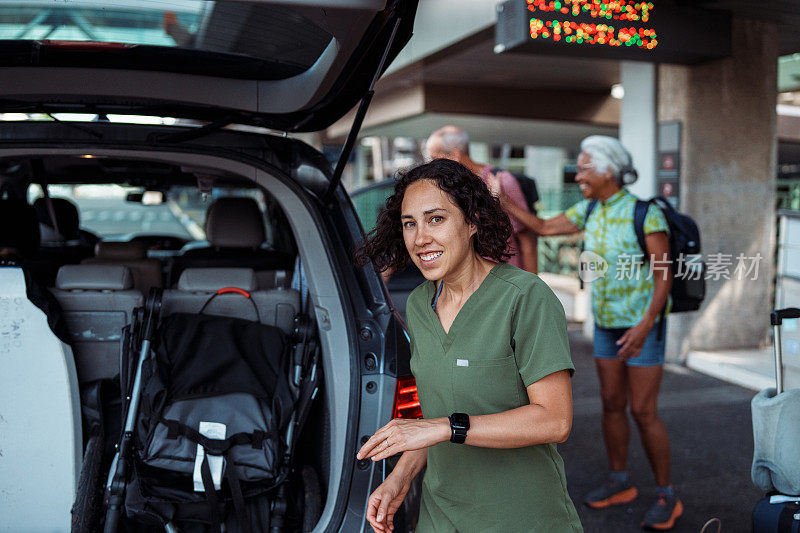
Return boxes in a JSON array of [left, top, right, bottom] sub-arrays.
[[593, 323, 666, 367]]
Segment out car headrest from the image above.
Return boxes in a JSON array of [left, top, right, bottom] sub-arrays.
[[56, 264, 134, 291], [94, 241, 147, 260], [205, 197, 265, 248], [178, 268, 258, 292], [33, 198, 80, 241], [0, 199, 40, 255]]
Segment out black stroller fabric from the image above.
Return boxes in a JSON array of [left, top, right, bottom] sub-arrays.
[[125, 312, 294, 529]]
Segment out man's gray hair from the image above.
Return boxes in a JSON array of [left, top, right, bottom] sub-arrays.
[[580, 135, 636, 185], [428, 125, 469, 155]]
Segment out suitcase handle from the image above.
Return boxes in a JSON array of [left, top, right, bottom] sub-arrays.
[[770, 308, 800, 393], [771, 308, 800, 326]]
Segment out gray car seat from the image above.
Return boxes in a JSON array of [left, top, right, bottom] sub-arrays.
[[34, 197, 82, 242], [162, 267, 300, 334], [50, 264, 144, 383], [33, 197, 95, 269], [167, 197, 294, 287], [82, 241, 163, 294]]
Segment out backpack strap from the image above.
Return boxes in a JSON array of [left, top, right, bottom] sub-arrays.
[[633, 199, 670, 340], [199, 454, 223, 533], [162, 419, 279, 454], [634, 199, 649, 257], [584, 198, 599, 226], [165, 418, 275, 533], [197, 452, 252, 533]]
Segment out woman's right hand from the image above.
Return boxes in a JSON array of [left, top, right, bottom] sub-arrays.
[[366, 472, 411, 532]]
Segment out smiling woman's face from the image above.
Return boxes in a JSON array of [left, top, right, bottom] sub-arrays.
[[575, 151, 618, 199], [401, 179, 476, 281]]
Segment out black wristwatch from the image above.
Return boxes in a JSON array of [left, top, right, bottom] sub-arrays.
[[448, 413, 470, 444]]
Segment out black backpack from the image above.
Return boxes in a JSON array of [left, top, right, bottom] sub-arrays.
[[125, 312, 295, 530], [104, 285, 320, 533], [511, 172, 540, 212], [496, 168, 539, 213], [586, 196, 705, 315]]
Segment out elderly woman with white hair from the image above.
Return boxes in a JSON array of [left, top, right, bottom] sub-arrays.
[[489, 135, 682, 530]]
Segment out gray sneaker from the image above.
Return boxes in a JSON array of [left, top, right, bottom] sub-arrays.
[[584, 475, 638, 509], [641, 493, 683, 530]]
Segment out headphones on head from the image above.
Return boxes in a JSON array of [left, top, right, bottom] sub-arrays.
[[617, 164, 638, 186]]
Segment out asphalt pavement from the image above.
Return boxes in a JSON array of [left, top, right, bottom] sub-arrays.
[[69, 193, 762, 531], [560, 325, 763, 533]]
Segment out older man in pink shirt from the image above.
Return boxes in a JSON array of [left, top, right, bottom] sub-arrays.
[[426, 126, 537, 272]]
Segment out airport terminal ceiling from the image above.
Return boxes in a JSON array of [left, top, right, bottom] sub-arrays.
[[362, 0, 800, 141]]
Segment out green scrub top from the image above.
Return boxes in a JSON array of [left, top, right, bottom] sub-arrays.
[[406, 262, 582, 533]]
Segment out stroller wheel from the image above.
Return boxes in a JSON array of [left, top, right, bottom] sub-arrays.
[[71, 433, 104, 533], [300, 466, 321, 532]]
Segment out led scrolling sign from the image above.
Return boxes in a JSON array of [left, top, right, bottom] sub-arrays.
[[527, 0, 658, 52], [496, 0, 730, 65]]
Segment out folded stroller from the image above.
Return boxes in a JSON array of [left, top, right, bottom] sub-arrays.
[[104, 287, 319, 533], [751, 308, 800, 532]]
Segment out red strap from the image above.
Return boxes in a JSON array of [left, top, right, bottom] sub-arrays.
[[217, 287, 251, 298]]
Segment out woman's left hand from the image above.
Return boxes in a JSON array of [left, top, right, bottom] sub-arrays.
[[616, 320, 653, 360], [357, 418, 450, 462], [486, 173, 504, 199]]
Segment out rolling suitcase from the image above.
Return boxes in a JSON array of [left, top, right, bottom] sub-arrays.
[[752, 308, 800, 532], [753, 496, 800, 533]]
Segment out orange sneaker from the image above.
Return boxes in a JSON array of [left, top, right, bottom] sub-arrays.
[[641, 493, 683, 530], [585, 477, 639, 509]]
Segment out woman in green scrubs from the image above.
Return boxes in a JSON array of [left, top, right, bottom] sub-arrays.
[[356, 159, 582, 533]]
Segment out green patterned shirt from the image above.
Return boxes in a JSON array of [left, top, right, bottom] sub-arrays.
[[564, 189, 669, 328]]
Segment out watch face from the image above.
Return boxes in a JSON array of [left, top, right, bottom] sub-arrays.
[[449, 413, 469, 444], [450, 413, 469, 430]]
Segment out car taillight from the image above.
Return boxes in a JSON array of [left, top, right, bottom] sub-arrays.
[[393, 375, 422, 419]]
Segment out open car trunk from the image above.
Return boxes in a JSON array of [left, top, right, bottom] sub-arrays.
[[0, 0, 418, 529], [0, 121, 404, 532]]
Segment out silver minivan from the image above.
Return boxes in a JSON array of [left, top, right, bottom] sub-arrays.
[[0, 2, 421, 531]]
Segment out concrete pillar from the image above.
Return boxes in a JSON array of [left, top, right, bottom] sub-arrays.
[[659, 19, 778, 361], [620, 61, 658, 199], [470, 142, 490, 164], [524, 146, 565, 193]]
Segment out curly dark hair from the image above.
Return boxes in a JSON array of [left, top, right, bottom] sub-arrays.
[[354, 158, 513, 272]]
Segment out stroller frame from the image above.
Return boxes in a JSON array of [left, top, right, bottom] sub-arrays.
[[103, 287, 320, 533]]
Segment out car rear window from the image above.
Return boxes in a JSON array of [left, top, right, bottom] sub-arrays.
[[27, 183, 281, 245], [0, 1, 332, 80]]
